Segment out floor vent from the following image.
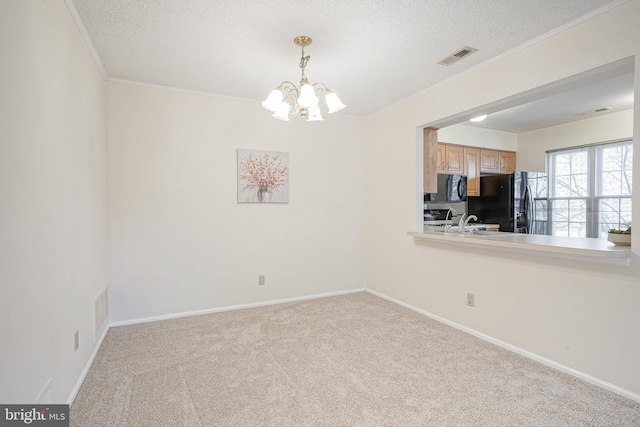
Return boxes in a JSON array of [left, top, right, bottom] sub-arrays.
[[437, 46, 478, 66], [36, 378, 54, 404], [94, 287, 109, 342]]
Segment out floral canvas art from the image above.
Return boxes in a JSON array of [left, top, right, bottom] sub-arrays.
[[237, 149, 289, 203]]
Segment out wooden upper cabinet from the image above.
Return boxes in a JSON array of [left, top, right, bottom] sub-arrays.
[[444, 145, 464, 174], [436, 143, 464, 174], [436, 144, 446, 173], [464, 147, 480, 197], [480, 149, 516, 174], [499, 151, 516, 174], [424, 134, 516, 195], [480, 150, 500, 173]]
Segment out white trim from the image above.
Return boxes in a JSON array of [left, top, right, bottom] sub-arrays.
[[109, 288, 366, 328], [63, 0, 107, 79], [106, 78, 260, 104], [365, 288, 640, 403], [105, 78, 363, 120], [365, 0, 630, 119], [67, 323, 110, 406]]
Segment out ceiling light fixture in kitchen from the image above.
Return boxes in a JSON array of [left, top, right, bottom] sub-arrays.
[[261, 36, 346, 121], [470, 114, 487, 122]]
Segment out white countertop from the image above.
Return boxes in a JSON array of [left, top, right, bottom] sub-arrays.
[[409, 230, 631, 264], [424, 223, 500, 231]]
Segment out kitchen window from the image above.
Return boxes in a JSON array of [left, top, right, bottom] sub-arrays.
[[547, 140, 633, 238]]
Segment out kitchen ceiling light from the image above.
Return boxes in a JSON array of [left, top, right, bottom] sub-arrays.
[[262, 36, 346, 121], [470, 114, 487, 122]]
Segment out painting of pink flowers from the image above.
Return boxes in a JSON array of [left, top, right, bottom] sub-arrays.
[[237, 149, 289, 203]]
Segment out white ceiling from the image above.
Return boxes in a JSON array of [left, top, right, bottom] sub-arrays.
[[70, 0, 626, 119]]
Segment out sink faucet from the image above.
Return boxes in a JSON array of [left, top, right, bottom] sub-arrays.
[[458, 213, 467, 228], [459, 214, 478, 232], [444, 208, 456, 233]]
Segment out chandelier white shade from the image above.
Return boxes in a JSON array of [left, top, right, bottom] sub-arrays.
[[262, 36, 346, 121]]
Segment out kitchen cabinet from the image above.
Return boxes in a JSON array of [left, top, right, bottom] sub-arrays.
[[423, 127, 439, 193], [424, 133, 517, 195], [464, 147, 480, 197], [480, 150, 500, 173], [437, 143, 464, 174], [499, 151, 516, 174], [480, 149, 516, 174], [436, 144, 446, 173], [445, 145, 464, 174]]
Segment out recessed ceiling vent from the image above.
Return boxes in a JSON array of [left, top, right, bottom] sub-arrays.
[[578, 106, 612, 116], [437, 46, 479, 66]]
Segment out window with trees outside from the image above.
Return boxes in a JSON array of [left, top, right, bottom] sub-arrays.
[[547, 140, 633, 238]]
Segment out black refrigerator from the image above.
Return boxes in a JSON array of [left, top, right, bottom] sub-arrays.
[[467, 172, 549, 234]]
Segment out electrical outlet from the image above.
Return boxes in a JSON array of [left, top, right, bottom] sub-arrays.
[[467, 293, 475, 307], [74, 331, 79, 352], [258, 275, 265, 286]]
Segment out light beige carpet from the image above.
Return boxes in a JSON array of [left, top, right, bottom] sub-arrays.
[[71, 292, 640, 426]]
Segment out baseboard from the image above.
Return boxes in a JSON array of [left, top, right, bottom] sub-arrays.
[[67, 323, 110, 405], [365, 288, 640, 403], [109, 288, 366, 328]]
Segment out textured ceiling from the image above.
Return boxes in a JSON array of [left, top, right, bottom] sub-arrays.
[[71, 0, 623, 118]]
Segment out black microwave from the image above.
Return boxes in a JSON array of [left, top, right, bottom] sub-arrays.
[[425, 174, 467, 203]]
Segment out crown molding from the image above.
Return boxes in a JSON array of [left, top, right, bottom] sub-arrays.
[[64, 0, 107, 79]]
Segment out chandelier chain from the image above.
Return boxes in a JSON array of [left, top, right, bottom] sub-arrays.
[[299, 45, 310, 86]]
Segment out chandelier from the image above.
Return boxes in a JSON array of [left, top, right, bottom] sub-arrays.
[[261, 36, 346, 121]]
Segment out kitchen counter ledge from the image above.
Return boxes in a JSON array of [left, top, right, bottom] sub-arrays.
[[408, 230, 631, 265]]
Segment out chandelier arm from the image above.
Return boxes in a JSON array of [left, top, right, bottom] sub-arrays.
[[277, 81, 298, 92], [277, 82, 302, 120], [277, 82, 299, 102], [311, 82, 330, 94]]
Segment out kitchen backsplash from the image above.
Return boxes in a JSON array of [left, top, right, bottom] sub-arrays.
[[424, 201, 467, 224]]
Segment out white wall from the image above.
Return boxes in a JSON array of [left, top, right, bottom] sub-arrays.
[[363, 0, 640, 397], [0, 1, 107, 403], [518, 109, 634, 171], [106, 82, 366, 322], [438, 124, 518, 151]]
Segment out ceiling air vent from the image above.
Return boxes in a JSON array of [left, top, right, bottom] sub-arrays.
[[578, 106, 612, 116], [437, 46, 478, 66]]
